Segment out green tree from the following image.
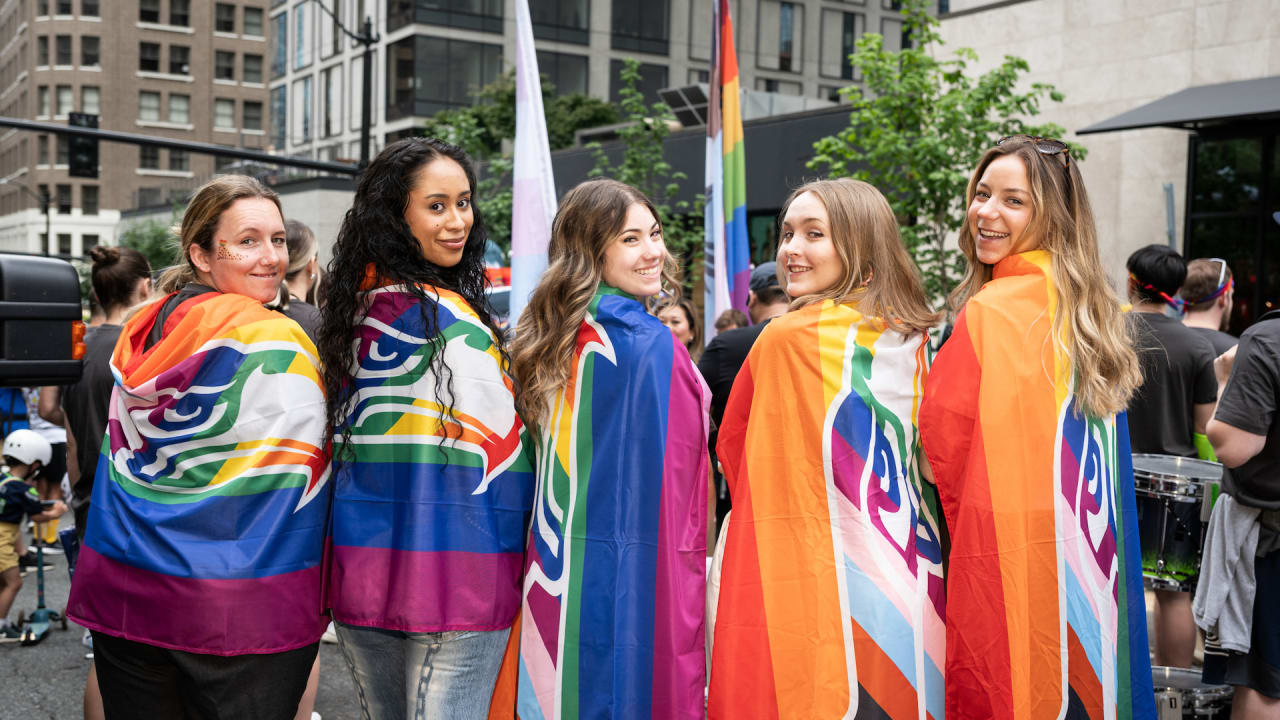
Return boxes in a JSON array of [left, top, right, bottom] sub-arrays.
[[808, 0, 1084, 301], [588, 58, 703, 272], [118, 213, 178, 272]]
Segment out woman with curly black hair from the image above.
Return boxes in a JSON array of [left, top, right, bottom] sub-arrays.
[[317, 137, 533, 720]]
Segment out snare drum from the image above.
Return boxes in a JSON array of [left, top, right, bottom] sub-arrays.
[[1152, 666, 1232, 717], [1132, 454, 1223, 592]]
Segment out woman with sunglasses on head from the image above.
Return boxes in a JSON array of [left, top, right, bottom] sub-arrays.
[[509, 178, 709, 720], [317, 138, 532, 720], [918, 136, 1156, 718], [707, 178, 945, 719]]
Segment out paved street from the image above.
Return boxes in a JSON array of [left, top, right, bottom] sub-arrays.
[[0, 517, 363, 720]]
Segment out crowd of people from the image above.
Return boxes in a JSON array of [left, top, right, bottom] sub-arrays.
[[0, 132, 1276, 720]]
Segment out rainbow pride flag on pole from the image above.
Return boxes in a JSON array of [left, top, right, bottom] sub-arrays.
[[919, 251, 1155, 719], [67, 292, 331, 655], [704, 0, 749, 342], [709, 301, 945, 719], [517, 287, 709, 720]]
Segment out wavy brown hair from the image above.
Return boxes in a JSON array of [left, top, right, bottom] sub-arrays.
[[509, 178, 680, 429], [949, 138, 1141, 418], [778, 178, 938, 336]]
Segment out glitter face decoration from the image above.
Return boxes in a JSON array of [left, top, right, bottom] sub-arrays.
[[190, 197, 287, 303]]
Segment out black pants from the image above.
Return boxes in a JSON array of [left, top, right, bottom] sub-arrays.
[[1203, 548, 1280, 698], [91, 632, 318, 720]]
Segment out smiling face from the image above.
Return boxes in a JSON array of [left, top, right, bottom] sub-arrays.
[[601, 203, 665, 297], [404, 157, 473, 268], [188, 197, 287, 304], [778, 191, 842, 298], [657, 305, 692, 346], [969, 154, 1039, 265]]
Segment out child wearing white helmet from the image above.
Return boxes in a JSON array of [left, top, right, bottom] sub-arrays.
[[0, 428, 68, 639]]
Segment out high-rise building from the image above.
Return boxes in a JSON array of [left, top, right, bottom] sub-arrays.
[[269, 0, 923, 163], [0, 0, 272, 255]]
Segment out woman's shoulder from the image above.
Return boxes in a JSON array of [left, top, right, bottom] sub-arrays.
[[963, 274, 1050, 322]]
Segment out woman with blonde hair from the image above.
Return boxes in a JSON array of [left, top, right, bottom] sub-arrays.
[[509, 178, 710, 720], [66, 175, 331, 719], [654, 296, 703, 362], [918, 135, 1154, 718], [708, 178, 945, 719]]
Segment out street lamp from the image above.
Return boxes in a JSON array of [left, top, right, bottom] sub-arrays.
[[308, 1, 378, 169], [0, 177, 51, 256]]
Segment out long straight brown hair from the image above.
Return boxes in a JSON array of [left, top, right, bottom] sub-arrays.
[[509, 178, 680, 429], [779, 178, 938, 335]]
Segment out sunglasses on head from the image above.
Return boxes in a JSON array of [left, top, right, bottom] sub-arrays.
[[1189, 257, 1233, 304], [997, 134, 1071, 169]]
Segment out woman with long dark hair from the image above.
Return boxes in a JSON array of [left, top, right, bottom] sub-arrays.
[[918, 136, 1154, 717], [508, 178, 709, 719], [317, 137, 531, 720]]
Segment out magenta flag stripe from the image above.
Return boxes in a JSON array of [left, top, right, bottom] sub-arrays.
[[329, 545, 524, 633], [68, 546, 325, 656]]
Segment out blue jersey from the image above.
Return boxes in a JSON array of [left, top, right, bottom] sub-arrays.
[[0, 472, 43, 524]]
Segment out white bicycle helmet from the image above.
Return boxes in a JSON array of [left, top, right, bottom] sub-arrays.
[[2, 428, 52, 467]]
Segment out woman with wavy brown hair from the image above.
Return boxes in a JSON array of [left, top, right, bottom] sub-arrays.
[[508, 178, 709, 720], [653, 296, 703, 362], [918, 136, 1154, 718]]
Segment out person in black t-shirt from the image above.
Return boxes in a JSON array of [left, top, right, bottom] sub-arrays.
[[1126, 244, 1219, 669], [1181, 257, 1238, 355], [1206, 312, 1280, 715]]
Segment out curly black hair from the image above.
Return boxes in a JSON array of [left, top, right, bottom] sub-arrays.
[[317, 137, 503, 462]]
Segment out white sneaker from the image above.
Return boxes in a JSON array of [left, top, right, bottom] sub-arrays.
[[321, 622, 338, 644], [82, 628, 93, 649]]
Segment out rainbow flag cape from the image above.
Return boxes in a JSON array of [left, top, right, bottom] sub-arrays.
[[517, 287, 709, 720], [328, 285, 533, 633], [918, 251, 1155, 719], [703, 0, 749, 341], [708, 301, 945, 719], [66, 291, 330, 655]]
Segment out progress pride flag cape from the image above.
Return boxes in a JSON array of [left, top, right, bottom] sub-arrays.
[[919, 251, 1154, 719], [67, 291, 331, 655], [709, 301, 946, 719], [517, 287, 709, 720]]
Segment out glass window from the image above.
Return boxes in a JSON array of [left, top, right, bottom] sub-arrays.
[[138, 90, 160, 121], [37, 85, 48, 116], [169, 149, 188, 171], [611, 0, 668, 55], [170, 0, 189, 26], [321, 65, 341, 136], [36, 36, 47, 66], [243, 100, 263, 131], [322, 0, 343, 58], [81, 0, 99, 17], [757, 0, 805, 72], [139, 0, 159, 23], [294, 76, 311, 140], [754, 76, 802, 94], [55, 84, 71, 114], [56, 184, 71, 213], [55, 35, 70, 65], [271, 13, 287, 77], [137, 187, 163, 206], [244, 54, 263, 83], [81, 35, 99, 67], [56, 0, 71, 14], [55, 135, 67, 164], [36, 0, 47, 16], [820, 9, 861, 80], [83, 232, 99, 248], [609, 59, 668, 105], [139, 42, 160, 72], [168, 93, 189, 123], [214, 98, 235, 129], [215, 51, 235, 80], [294, 4, 309, 69], [535, 50, 587, 96], [270, 85, 286, 149], [215, 3, 236, 32], [170, 45, 190, 75], [81, 86, 99, 114], [880, 16, 909, 52], [531, 0, 588, 44], [244, 7, 264, 36], [688, 0, 739, 61], [688, 68, 709, 84], [387, 0, 503, 34], [37, 135, 48, 165], [386, 35, 502, 121], [57, 233, 71, 255]]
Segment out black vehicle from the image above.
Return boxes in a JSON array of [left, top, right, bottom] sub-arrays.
[[0, 253, 83, 387]]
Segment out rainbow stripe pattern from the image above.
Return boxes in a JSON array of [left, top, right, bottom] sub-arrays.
[[919, 251, 1155, 719], [703, 0, 749, 338], [708, 300, 945, 719], [328, 285, 533, 633], [517, 287, 709, 720], [67, 291, 331, 655]]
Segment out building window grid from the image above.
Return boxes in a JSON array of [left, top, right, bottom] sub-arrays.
[[244, 7, 264, 37], [170, 46, 190, 75], [216, 3, 236, 33], [139, 145, 159, 169], [169, 149, 188, 171], [244, 100, 263, 131], [54, 84, 70, 115], [216, 51, 235, 81], [169, 93, 189, 124], [36, 134, 47, 165], [82, 186, 99, 216], [139, 0, 159, 23], [386, 36, 502, 121], [214, 98, 235, 130], [82, 86, 99, 114], [36, 35, 46, 66], [244, 54, 264, 83], [55, 184, 70, 214], [55, 134, 66, 164], [387, 0, 503, 35], [81, 35, 99, 67], [54, 34, 70, 65], [139, 42, 160, 72], [170, 0, 190, 27], [610, 0, 669, 55], [531, 0, 589, 45], [82, 0, 99, 17], [818, 9, 862, 81], [138, 91, 160, 121], [271, 12, 287, 77]]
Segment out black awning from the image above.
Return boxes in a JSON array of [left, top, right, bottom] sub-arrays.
[[1077, 75, 1280, 135]]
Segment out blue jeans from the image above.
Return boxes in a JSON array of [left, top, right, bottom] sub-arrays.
[[334, 621, 510, 720]]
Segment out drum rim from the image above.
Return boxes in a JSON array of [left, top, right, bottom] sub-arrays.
[[1132, 453, 1224, 483]]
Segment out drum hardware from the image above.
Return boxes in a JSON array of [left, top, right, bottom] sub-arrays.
[[1151, 665, 1231, 717]]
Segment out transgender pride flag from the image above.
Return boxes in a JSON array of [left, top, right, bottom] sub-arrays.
[[703, 0, 749, 342]]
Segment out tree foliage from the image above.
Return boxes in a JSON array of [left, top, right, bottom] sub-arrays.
[[809, 0, 1084, 301], [588, 58, 703, 274], [118, 213, 179, 272]]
